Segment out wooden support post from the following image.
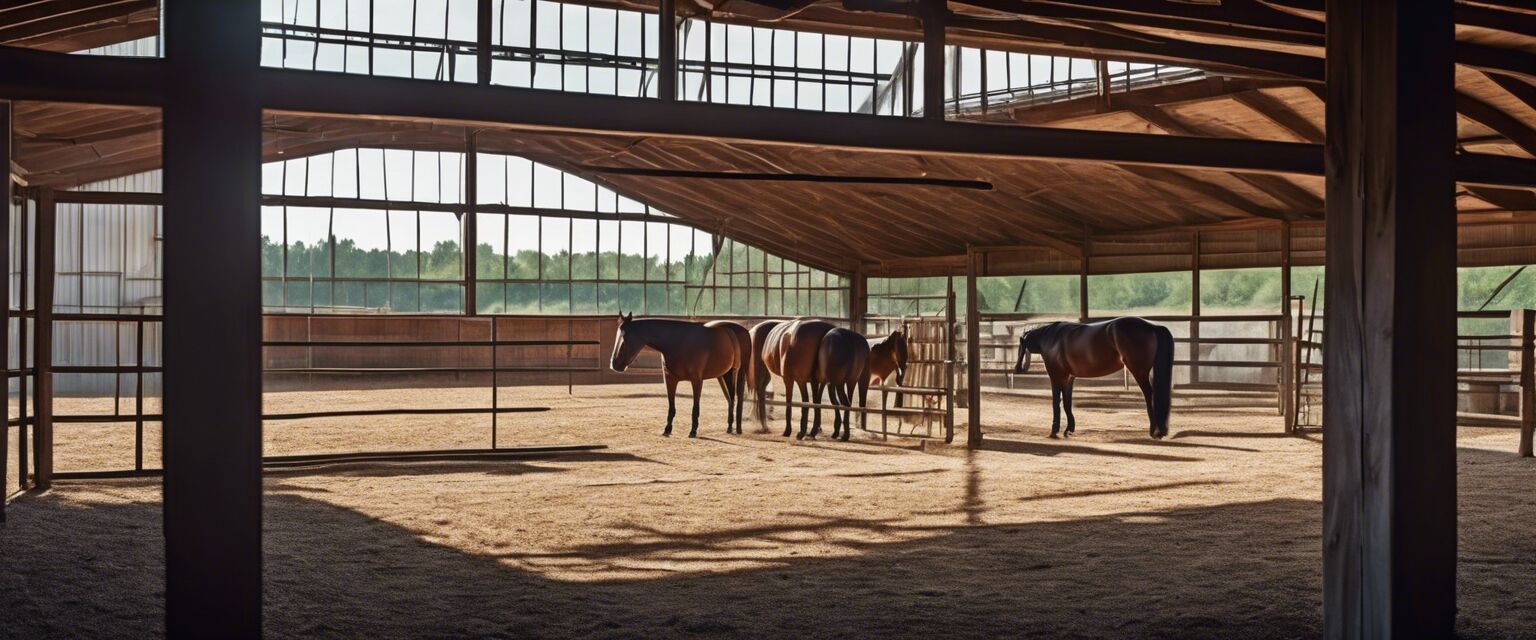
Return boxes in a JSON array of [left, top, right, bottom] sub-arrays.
[[1323, 2, 1457, 637], [32, 187, 53, 491], [464, 130, 478, 315], [1078, 241, 1089, 321], [476, 0, 492, 85], [1095, 59, 1111, 112], [945, 279, 957, 443], [849, 265, 867, 335], [658, 0, 677, 102], [1280, 221, 1294, 429], [921, 0, 945, 121], [966, 247, 982, 448], [162, 1, 263, 637], [1521, 309, 1534, 457], [1190, 232, 1201, 386], [0, 100, 8, 520]]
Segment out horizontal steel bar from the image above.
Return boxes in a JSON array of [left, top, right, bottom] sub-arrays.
[[262, 366, 601, 374], [51, 444, 610, 479], [262, 407, 549, 420], [263, 340, 599, 347]]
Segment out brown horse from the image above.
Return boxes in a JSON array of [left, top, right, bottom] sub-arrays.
[[753, 318, 836, 439], [1013, 317, 1173, 439], [611, 313, 751, 437], [867, 330, 908, 407], [819, 327, 870, 441]]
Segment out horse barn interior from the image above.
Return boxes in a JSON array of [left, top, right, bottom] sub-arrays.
[[2, 0, 1535, 637]]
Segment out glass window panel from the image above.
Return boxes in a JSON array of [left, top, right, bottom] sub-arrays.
[[505, 214, 540, 279], [570, 219, 597, 281], [541, 217, 570, 279], [476, 282, 505, 314]]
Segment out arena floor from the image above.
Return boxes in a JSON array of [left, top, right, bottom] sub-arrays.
[[3, 384, 1534, 639]]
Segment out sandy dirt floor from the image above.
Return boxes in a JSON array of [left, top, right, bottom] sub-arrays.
[[3, 383, 1534, 639]]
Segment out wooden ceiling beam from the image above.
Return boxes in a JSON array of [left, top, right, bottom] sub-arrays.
[[952, 0, 1324, 47], [1008, 76, 1288, 125], [259, 68, 1328, 175], [1455, 91, 1536, 158], [944, 13, 1324, 82], [1483, 72, 1536, 114], [1232, 89, 1324, 143], [1131, 104, 1320, 218], [0, 0, 154, 44]]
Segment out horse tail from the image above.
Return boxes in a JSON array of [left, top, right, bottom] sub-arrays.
[[1151, 324, 1174, 438], [752, 338, 771, 429]]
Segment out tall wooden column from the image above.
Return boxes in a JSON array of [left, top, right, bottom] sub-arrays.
[[1280, 221, 1294, 429], [1, 100, 8, 520], [1323, 2, 1457, 637], [966, 247, 981, 447], [1078, 242, 1089, 321], [32, 187, 53, 490], [464, 130, 478, 315], [162, 1, 263, 637], [849, 264, 867, 334], [1189, 232, 1201, 385], [657, 0, 677, 101], [920, 0, 945, 121]]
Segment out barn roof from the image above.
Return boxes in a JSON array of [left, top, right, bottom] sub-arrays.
[[4, 0, 1534, 276]]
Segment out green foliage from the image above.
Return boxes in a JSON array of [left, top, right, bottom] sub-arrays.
[[261, 233, 844, 316]]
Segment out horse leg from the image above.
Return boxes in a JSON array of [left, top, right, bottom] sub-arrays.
[[1062, 377, 1077, 437], [1049, 379, 1062, 438], [662, 373, 678, 437], [812, 382, 831, 439], [733, 363, 747, 434], [839, 383, 855, 440], [688, 378, 703, 438], [854, 380, 867, 441], [804, 379, 817, 438], [835, 382, 847, 435], [717, 374, 734, 433], [829, 384, 845, 440], [782, 378, 795, 438], [1130, 367, 1155, 437]]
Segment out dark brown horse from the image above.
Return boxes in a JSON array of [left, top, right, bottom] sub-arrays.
[[819, 327, 870, 441], [611, 314, 751, 437], [867, 330, 908, 407], [752, 318, 835, 439], [1013, 317, 1173, 439]]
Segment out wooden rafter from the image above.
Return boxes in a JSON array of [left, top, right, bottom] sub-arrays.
[[1232, 89, 1324, 143], [1131, 104, 1322, 218], [1455, 91, 1536, 157], [952, 0, 1324, 47]]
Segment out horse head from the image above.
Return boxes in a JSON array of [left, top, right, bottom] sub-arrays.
[[1013, 324, 1047, 374], [610, 311, 643, 372], [889, 330, 908, 384]]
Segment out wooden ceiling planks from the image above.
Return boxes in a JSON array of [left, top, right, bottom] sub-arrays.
[[3, 0, 1533, 277]]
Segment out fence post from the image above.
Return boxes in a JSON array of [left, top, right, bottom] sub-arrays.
[[1280, 221, 1294, 429], [1520, 309, 1533, 457], [1190, 231, 1200, 386], [33, 187, 54, 490]]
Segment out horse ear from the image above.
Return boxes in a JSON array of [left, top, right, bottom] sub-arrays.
[[624, 311, 634, 323]]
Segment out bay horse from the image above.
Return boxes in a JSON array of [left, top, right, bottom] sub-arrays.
[[1013, 317, 1174, 439], [752, 318, 835, 439], [611, 313, 752, 437], [867, 330, 908, 407], [819, 327, 870, 441]]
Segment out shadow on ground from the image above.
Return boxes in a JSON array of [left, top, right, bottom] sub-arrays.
[[1, 447, 1532, 640]]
